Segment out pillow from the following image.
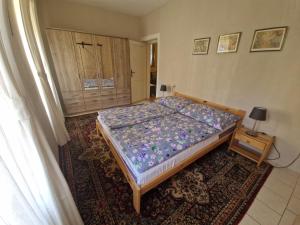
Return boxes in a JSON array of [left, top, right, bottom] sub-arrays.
[[155, 96, 193, 111], [179, 103, 240, 130]]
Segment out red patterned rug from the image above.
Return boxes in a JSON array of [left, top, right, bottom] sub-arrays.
[[59, 114, 272, 225]]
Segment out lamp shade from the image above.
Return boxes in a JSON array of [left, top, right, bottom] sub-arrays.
[[249, 107, 267, 121], [160, 84, 167, 92]]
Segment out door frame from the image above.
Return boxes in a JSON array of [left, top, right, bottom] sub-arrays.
[[141, 33, 160, 98]]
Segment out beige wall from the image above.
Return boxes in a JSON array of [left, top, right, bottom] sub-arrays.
[[37, 0, 141, 40], [141, 0, 300, 171]]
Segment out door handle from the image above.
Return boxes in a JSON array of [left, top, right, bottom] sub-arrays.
[[76, 41, 93, 48], [131, 70, 135, 77]]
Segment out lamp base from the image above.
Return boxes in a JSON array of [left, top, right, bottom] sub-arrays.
[[246, 130, 258, 137]]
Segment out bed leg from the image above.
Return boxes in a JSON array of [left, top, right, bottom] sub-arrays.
[[96, 121, 100, 136], [133, 188, 141, 215]]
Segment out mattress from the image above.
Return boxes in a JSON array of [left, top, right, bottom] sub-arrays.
[[98, 114, 235, 186], [98, 102, 175, 129]]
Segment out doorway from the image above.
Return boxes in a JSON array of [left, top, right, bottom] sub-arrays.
[[142, 33, 160, 99], [149, 42, 158, 99], [129, 34, 160, 102]]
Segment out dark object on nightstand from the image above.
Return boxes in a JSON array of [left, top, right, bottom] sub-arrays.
[[160, 84, 167, 97], [246, 107, 267, 137]]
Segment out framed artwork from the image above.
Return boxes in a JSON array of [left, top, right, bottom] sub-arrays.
[[250, 27, 288, 52], [192, 37, 210, 55], [217, 32, 241, 53]]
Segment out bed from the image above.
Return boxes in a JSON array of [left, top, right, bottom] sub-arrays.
[[96, 92, 246, 214]]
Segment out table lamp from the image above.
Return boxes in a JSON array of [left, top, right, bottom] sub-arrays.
[[160, 84, 167, 97], [246, 107, 267, 137]]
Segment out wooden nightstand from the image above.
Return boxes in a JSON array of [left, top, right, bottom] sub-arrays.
[[229, 126, 275, 166]]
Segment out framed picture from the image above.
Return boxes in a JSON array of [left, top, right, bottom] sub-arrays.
[[193, 37, 210, 55], [217, 32, 241, 53], [250, 27, 288, 52]]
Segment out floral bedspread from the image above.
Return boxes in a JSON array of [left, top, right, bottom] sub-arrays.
[[111, 113, 218, 174], [98, 102, 175, 129]]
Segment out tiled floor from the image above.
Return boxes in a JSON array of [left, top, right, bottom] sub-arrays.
[[239, 168, 300, 225]]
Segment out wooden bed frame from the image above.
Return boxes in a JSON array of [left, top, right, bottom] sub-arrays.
[[95, 92, 246, 214]]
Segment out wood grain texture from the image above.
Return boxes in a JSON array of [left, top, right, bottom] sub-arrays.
[[46, 29, 81, 91], [47, 28, 132, 116], [94, 35, 114, 79], [112, 38, 131, 94], [73, 32, 99, 81], [62, 91, 85, 114]]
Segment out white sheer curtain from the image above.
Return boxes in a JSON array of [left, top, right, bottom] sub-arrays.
[[13, 0, 69, 146], [0, 0, 84, 224]]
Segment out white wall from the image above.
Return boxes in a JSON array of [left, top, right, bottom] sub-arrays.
[[141, 0, 300, 171]]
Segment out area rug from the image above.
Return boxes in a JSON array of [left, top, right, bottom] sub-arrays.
[[59, 113, 272, 225]]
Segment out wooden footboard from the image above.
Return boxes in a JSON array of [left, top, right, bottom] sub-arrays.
[[96, 92, 246, 214], [96, 120, 142, 213]]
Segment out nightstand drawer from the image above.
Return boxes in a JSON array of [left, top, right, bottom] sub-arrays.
[[229, 126, 274, 167], [235, 133, 266, 150]]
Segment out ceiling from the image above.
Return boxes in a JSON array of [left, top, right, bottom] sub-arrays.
[[65, 0, 169, 16]]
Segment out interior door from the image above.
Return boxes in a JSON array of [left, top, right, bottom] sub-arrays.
[[129, 41, 147, 102]]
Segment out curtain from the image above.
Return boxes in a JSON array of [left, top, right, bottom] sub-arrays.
[[0, 0, 84, 224], [13, 0, 69, 146], [28, 0, 63, 114]]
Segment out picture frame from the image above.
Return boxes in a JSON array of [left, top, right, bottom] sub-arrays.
[[250, 26, 288, 52], [192, 37, 210, 55], [217, 32, 241, 54]]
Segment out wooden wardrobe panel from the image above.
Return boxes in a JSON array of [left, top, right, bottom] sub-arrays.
[[112, 38, 131, 94], [46, 29, 81, 91], [94, 35, 114, 79], [73, 32, 99, 83], [74, 32, 93, 44], [100, 94, 116, 109], [46, 28, 132, 115], [62, 91, 85, 114]]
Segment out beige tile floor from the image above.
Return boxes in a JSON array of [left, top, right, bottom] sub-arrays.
[[239, 168, 300, 225]]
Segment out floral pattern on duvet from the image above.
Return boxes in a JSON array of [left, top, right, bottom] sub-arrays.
[[98, 102, 175, 129], [155, 96, 193, 111], [111, 113, 218, 173], [179, 104, 240, 130]]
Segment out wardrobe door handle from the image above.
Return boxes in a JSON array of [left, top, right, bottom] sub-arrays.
[[131, 70, 135, 77]]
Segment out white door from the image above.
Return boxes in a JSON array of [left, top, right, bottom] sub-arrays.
[[129, 41, 147, 103]]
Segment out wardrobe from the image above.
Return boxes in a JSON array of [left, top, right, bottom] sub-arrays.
[[46, 28, 131, 116]]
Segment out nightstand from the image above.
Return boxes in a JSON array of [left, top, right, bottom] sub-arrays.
[[229, 126, 275, 166]]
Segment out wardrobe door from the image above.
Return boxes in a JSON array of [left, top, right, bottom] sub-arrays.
[[46, 29, 82, 91], [95, 35, 114, 79], [46, 29, 84, 115], [112, 38, 131, 106], [94, 35, 115, 89], [73, 32, 103, 111], [73, 32, 100, 91]]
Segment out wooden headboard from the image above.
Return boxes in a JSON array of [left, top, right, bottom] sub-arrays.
[[174, 92, 246, 121]]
